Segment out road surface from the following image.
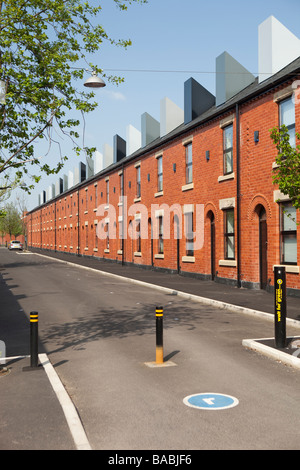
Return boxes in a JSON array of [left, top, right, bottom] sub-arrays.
[[1, 248, 300, 450]]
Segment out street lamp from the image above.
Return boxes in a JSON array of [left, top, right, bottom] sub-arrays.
[[84, 70, 106, 88]]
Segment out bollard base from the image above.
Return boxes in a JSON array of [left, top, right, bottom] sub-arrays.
[[23, 364, 42, 372], [144, 361, 177, 368]]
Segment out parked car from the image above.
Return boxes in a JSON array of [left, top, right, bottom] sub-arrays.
[[8, 240, 23, 251]]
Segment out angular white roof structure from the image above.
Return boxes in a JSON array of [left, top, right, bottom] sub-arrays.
[[258, 16, 300, 83]]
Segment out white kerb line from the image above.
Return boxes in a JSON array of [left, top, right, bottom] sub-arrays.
[[39, 353, 92, 450]]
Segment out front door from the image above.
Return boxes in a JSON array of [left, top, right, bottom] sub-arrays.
[[259, 207, 268, 289], [210, 213, 216, 280], [174, 215, 180, 273]]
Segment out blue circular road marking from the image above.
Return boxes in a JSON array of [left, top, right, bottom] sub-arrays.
[[183, 393, 239, 410]]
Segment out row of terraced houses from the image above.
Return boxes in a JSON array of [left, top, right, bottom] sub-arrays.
[[24, 17, 300, 296]]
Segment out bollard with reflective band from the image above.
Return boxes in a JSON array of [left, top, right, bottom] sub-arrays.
[[274, 267, 286, 348], [30, 311, 39, 368], [156, 307, 164, 364]]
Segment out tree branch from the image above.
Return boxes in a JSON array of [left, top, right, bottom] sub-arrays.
[[0, 107, 58, 173]]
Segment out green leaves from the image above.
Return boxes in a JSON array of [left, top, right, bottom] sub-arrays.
[[0, 0, 146, 191], [0, 202, 23, 236], [270, 125, 300, 211]]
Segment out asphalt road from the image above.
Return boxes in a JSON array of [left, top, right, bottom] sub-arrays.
[[1, 248, 300, 450]]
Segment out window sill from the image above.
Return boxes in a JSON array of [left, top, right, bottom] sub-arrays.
[[273, 264, 299, 274], [104, 249, 110, 253], [117, 250, 123, 255], [182, 182, 194, 192], [182, 256, 195, 263], [155, 191, 164, 198], [134, 252, 142, 257], [93, 248, 98, 252], [134, 197, 141, 203], [219, 259, 237, 267], [154, 254, 164, 259], [218, 173, 235, 183]]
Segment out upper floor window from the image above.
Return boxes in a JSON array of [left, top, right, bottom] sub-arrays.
[[185, 143, 193, 184], [279, 97, 295, 148], [120, 173, 124, 198], [106, 180, 109, 204], [136, 166, 141, 198], [223, 124, 233, 175], [95, 185, 98, 208], [280, 202, 297, 264], [157, 156, 163, 192]]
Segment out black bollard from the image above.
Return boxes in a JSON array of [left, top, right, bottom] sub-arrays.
[[156, 307, 164, 364], [30, 311, 39, 368], [274, 267, 286, 348]]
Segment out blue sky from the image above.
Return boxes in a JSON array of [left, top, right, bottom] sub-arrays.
[[15, 0, 300, 211]]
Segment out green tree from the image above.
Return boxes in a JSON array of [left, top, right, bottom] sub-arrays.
[[0, 174, 20, 217], [270, 124, 300, 211], [0, 0, 147, 191], [0, 202, 23, 238]]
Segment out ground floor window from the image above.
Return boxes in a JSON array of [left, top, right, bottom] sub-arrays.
[[185, 212, 194, 256], [224, 209, 235, 259], [158, 216, 164, 254], [280, 202, 297, 264]]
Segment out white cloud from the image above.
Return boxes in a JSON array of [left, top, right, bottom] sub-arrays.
[[103, 90, 126, 101]]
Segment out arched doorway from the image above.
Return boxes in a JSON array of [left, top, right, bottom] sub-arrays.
[[259, 206, 268, 289]]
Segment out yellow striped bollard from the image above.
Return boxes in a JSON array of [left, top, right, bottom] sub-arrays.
[[30, 311, 39, 368], [156, 306, 164, 364]]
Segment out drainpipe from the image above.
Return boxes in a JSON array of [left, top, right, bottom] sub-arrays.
[[54, 200, 57, 252], [236, 103, 241, 288], [77, 190, 80, 256], [121, 162, 125, 266]]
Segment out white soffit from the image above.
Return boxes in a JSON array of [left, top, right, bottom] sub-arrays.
[[68, 171, 74, 188], [160, 97, 184, 137], [86, 157, 94, 178], [141, 112, 160, 147], [103, 143, 113, 168], [258, 15, 300, 83], [94, 150, 104, 174], [126, 124, 141, 156]]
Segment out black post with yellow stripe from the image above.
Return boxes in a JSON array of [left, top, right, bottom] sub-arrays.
[[30, 311, 39, 368], [156, 306, 164, 364], [274, 266, 286, 348]]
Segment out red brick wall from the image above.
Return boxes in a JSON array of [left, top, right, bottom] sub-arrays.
[[0, 233, 25, 246], [24, 77, 300, 293]]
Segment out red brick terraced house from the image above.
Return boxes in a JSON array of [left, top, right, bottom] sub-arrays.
[[24, 17, 300, 297]]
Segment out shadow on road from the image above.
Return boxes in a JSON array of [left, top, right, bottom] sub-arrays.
[[41, 300, 231, 356]]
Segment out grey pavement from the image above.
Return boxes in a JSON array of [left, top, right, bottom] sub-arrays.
[[0, 247, 299, 451]]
